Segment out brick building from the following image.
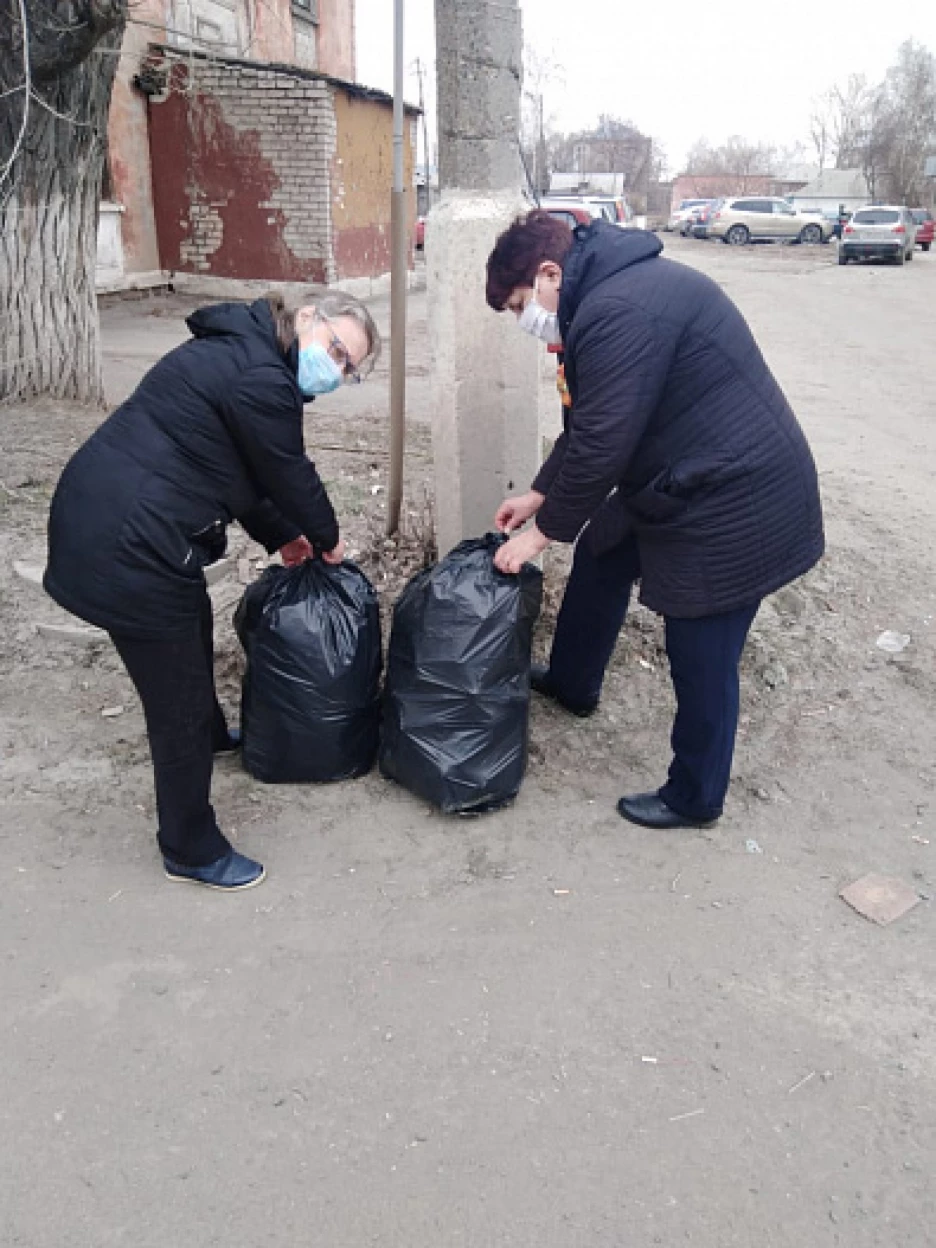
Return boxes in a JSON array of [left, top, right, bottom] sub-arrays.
[[669, 168, 817, 214], [146, 49, 417, 286], [99, 0, 415, 291]]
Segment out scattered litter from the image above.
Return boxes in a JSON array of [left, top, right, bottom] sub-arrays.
[[762, 662, 788, 689], [840, 873, 922, 926], [669, 1108, 705, 1123], [911, 835, 930, 846], [637, 658, 654, 671], [37, 621, 107, 645], [745, 839, 764, 855], [107, 889, 123, 903], [876, 630, 910, 654], [670, 872, 681, 892], [101, 706, 125, 719], [788, 1070, 816, 1095], [370, 484, 383, 495], [641, 1056, 659, 1065], [552, 888, 571, 896]]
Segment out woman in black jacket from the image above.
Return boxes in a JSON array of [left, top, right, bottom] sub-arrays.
[[486, 212, 824, 830], [45, 291, 380, 890]]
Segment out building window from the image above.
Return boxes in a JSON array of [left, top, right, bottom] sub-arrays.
[[292, 0, 319, 21]]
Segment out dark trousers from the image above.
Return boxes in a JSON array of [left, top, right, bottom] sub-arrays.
[[110, 595, 232, 866], [547, 537, 760, 822]]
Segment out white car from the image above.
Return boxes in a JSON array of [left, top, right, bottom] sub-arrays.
[[666, 199, 711, 232], [543, 196, 623, 227], [839, 206, 918, 265]]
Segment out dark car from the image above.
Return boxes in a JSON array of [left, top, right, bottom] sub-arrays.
[[911, 209, 934, 252], [690, 200, 721, 239], [680, 200, 715, 236]]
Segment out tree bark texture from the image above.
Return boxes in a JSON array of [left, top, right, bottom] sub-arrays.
[[1, 1, 126, 404]]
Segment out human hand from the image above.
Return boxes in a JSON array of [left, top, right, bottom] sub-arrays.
[[494, 489, 545, 534], [493, 524, 550, 575], [279, 536, 314, 566], [321, 538, 346, 565]]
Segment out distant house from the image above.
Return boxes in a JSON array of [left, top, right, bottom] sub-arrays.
[[669, 167, 817, 214], [789, 170, 871, 214], [550, 172, 628, 197]]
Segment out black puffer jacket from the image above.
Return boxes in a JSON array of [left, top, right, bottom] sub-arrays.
[[44, 299, 338, 639], [533, 223, 824, 618]]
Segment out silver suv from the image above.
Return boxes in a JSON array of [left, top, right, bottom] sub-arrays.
[[708, 197, 832, 245], [839, 206, 918, 266]]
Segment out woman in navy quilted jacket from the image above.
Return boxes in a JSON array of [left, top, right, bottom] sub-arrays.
[[45, 291, 380, 890], [487, 211, 823, 830]]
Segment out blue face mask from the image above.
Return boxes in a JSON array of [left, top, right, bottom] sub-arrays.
[[297, 342, 342, 397]]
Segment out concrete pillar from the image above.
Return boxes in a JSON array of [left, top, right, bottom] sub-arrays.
[[429, 0, 541, 556]]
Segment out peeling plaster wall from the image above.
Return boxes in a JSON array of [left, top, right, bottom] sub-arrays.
[[149, 59, 336, 283], [105, 0, 167, 274]]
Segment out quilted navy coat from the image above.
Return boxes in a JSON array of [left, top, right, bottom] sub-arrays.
[[533, 222, 825, 618], [44, 299, 337, 639]]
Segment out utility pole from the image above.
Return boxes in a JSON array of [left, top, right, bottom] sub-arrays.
[[386, 0, 406, 536], [429, 0, 540, 555]]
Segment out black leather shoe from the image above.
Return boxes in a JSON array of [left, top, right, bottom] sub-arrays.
[[213, 728, 242, 755], [530, 663, 598, 718], [616, 791, 719, 830], [163, 849, 266, 891]]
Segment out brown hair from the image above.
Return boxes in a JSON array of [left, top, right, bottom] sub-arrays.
[[265, 289, 382, 374], [485, 210, 575, 311]]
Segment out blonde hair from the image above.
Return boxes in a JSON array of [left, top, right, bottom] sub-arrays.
[[265, 289, 382, 375]]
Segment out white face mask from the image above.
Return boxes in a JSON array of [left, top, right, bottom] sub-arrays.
[[517, 276, 561, 345]]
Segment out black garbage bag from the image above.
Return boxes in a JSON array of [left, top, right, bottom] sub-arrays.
[[379, 533, 543, 814], [234, 560, 382, 783]]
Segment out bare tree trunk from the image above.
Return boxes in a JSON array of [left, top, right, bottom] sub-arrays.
[[1, 2, 125, 405]]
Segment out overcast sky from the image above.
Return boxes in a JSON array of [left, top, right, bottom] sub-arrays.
[[355, 0, 936, 174]]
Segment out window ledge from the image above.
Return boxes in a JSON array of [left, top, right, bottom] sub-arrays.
[[292, 2, 319, 24]]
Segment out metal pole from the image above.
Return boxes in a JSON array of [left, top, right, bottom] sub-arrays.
[[386, 0, 407, 536]]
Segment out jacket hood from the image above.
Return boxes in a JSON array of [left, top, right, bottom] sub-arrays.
[[186, 298, 288, 358], [559, 222, 663, 336]]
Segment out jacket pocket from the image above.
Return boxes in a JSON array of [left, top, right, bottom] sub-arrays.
[[622, 472, 689, 524], [623, 454, 744, 524], [190, 519, 228, 566]]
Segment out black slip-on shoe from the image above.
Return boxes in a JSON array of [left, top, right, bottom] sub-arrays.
[[616, 791, 719, 830], [530, 663, 599, 719], [163, 849, 266, 891]]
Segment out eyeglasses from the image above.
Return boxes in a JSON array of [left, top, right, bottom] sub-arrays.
[[318, 315, 363, 385]]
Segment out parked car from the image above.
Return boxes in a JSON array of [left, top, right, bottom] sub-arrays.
[[819, 209, 851, 240], [415, 216, 426, 250], [689, 200, 721, 239], [543, 195, 620, 226], [666, 199, 711, 232], [911, 208, 934, 252], [543, 202, 594, 230], [839, 206, 917, 265], [678, 200, 715, 235], [708, 197, 833, 245]]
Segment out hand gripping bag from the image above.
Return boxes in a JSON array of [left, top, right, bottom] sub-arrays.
[[235, 561, 381, 783], [379, 534, 543, 813]]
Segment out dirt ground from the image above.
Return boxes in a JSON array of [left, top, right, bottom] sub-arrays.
[[2, 236, 934, 1247]]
